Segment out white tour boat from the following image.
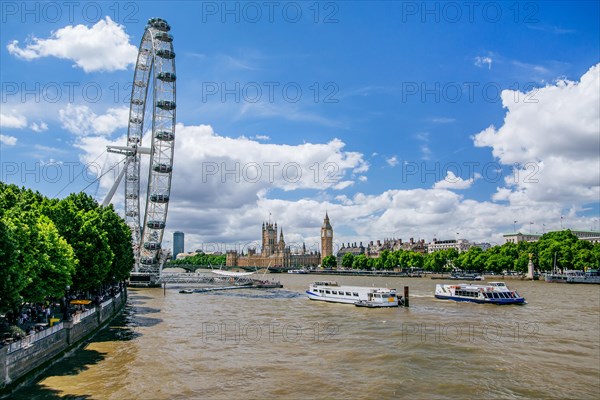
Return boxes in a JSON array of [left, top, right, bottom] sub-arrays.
[[435, 282, 526, 305], [306, 281, 400, 307]]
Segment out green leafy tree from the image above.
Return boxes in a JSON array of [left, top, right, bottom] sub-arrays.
[[384, 250, 399, 270], [2, 210, 76, 305], [341, 253, 354, 269], [537, 230, 579, 271], [44, 195, 114, 291], [573, 241, 598, 270], [352, 254, 369, 270], [321, 255, 337, 269], [406, 252, 424, 270], [379, 250, 390, 269], [484, 253, 512, 274], [591, 245, 600, 270], [0, 184, 133, 311], [424, 250, 447, 272], [445, 248, 459, 263], [396, 250, 410, 269], [0, 218, 23, 314], [370, 256, 383, 270], [23, 215, 76, 302], [0, 183, 21, 218], [3, 210, 43, 301], [70, 211, 114, 292], [456, 247, 485, 271], [168, 252, 227, 268], [513, 251, 531, 273], [100, 205, 134, 281]]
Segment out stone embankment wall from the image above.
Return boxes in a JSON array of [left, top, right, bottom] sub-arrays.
[[0, 290, 127, 393]]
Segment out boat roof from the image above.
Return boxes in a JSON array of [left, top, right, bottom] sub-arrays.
[[312, 282, 396, 292], [212, 270, 255, 277], [438, 283, 510, 290], [312, 281, 339, 286]]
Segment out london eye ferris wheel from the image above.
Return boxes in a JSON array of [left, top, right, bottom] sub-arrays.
[[104, 17, 176, 277]]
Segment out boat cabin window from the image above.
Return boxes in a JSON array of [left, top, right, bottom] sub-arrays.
[[325, 290, 331, 294], [353, 292, 359, 297], [345, 292, 351, 296], [332, 291, 337, 295]]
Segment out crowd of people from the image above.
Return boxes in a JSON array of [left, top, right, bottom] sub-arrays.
[[1, 282, 125, 347]]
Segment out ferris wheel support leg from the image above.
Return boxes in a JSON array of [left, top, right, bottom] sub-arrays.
[[102, 158, 131, 207]]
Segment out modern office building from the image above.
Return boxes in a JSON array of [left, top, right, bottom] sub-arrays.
[[173, 231, 185, 259]]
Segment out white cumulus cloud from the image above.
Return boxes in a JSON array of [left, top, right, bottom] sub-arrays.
[[0, 134, 18, 146], [30, 121, 48, 132], [433, 171, 480, 190], [0, 111, 27, 129], [473, 63, 600, 205], [59, 104, 129, 136], [7, 17, 137, 72], [474, 56, 493, 69]]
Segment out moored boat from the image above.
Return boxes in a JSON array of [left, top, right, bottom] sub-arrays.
[[434, 282, 526, 305], [306, 281, 400, 307], [566, 269, 600, 284], [451, 273, 484, 281], [545, 272, 568, 283], [431, 273, 484, 280]]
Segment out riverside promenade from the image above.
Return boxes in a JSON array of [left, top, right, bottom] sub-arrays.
[[0, 289, 127, 395]]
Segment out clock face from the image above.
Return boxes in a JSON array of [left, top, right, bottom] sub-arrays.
[[322, 231, 325, 237], [327, 231, 332, 237]]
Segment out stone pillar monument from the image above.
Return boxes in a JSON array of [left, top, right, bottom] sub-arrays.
[[527, 253, 535, 280]]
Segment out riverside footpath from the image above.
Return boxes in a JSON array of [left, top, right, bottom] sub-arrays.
[[0, 288, 127, 396]]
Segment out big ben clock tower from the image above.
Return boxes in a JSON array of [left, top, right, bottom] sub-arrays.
[[321, 212, 333, 261]]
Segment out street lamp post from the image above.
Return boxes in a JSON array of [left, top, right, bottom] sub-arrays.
[[64, 285, 71, 321]]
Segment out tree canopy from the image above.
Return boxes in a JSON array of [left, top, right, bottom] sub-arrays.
[[333, 230, 599, 273], [0, 183, 134, 314], [167, 252, 226, 268]]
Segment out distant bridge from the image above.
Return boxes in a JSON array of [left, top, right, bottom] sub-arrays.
[[164, 264, 288, 273], [157, 272, 253, 285]]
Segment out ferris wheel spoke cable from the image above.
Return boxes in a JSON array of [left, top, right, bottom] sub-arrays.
[[83, 157, 128, 195], [54, 147, 108, 198]]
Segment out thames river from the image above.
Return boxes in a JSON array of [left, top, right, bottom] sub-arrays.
[[11, 275, 600, 399]]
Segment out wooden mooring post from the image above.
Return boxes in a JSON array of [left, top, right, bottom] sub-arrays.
[[403, 286, 409, 307]]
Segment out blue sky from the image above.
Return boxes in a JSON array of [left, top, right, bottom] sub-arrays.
[[1, 1, 599, 253]]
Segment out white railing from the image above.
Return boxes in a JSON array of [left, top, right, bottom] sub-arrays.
[[7, 322, 65, 354], [100, 298, 113, 308], [72, 307, 96, 324]]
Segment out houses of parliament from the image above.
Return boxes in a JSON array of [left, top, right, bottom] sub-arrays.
[[225, 213, 333, 268]]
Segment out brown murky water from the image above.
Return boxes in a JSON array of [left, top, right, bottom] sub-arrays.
[[11, 276, 600, 399]]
